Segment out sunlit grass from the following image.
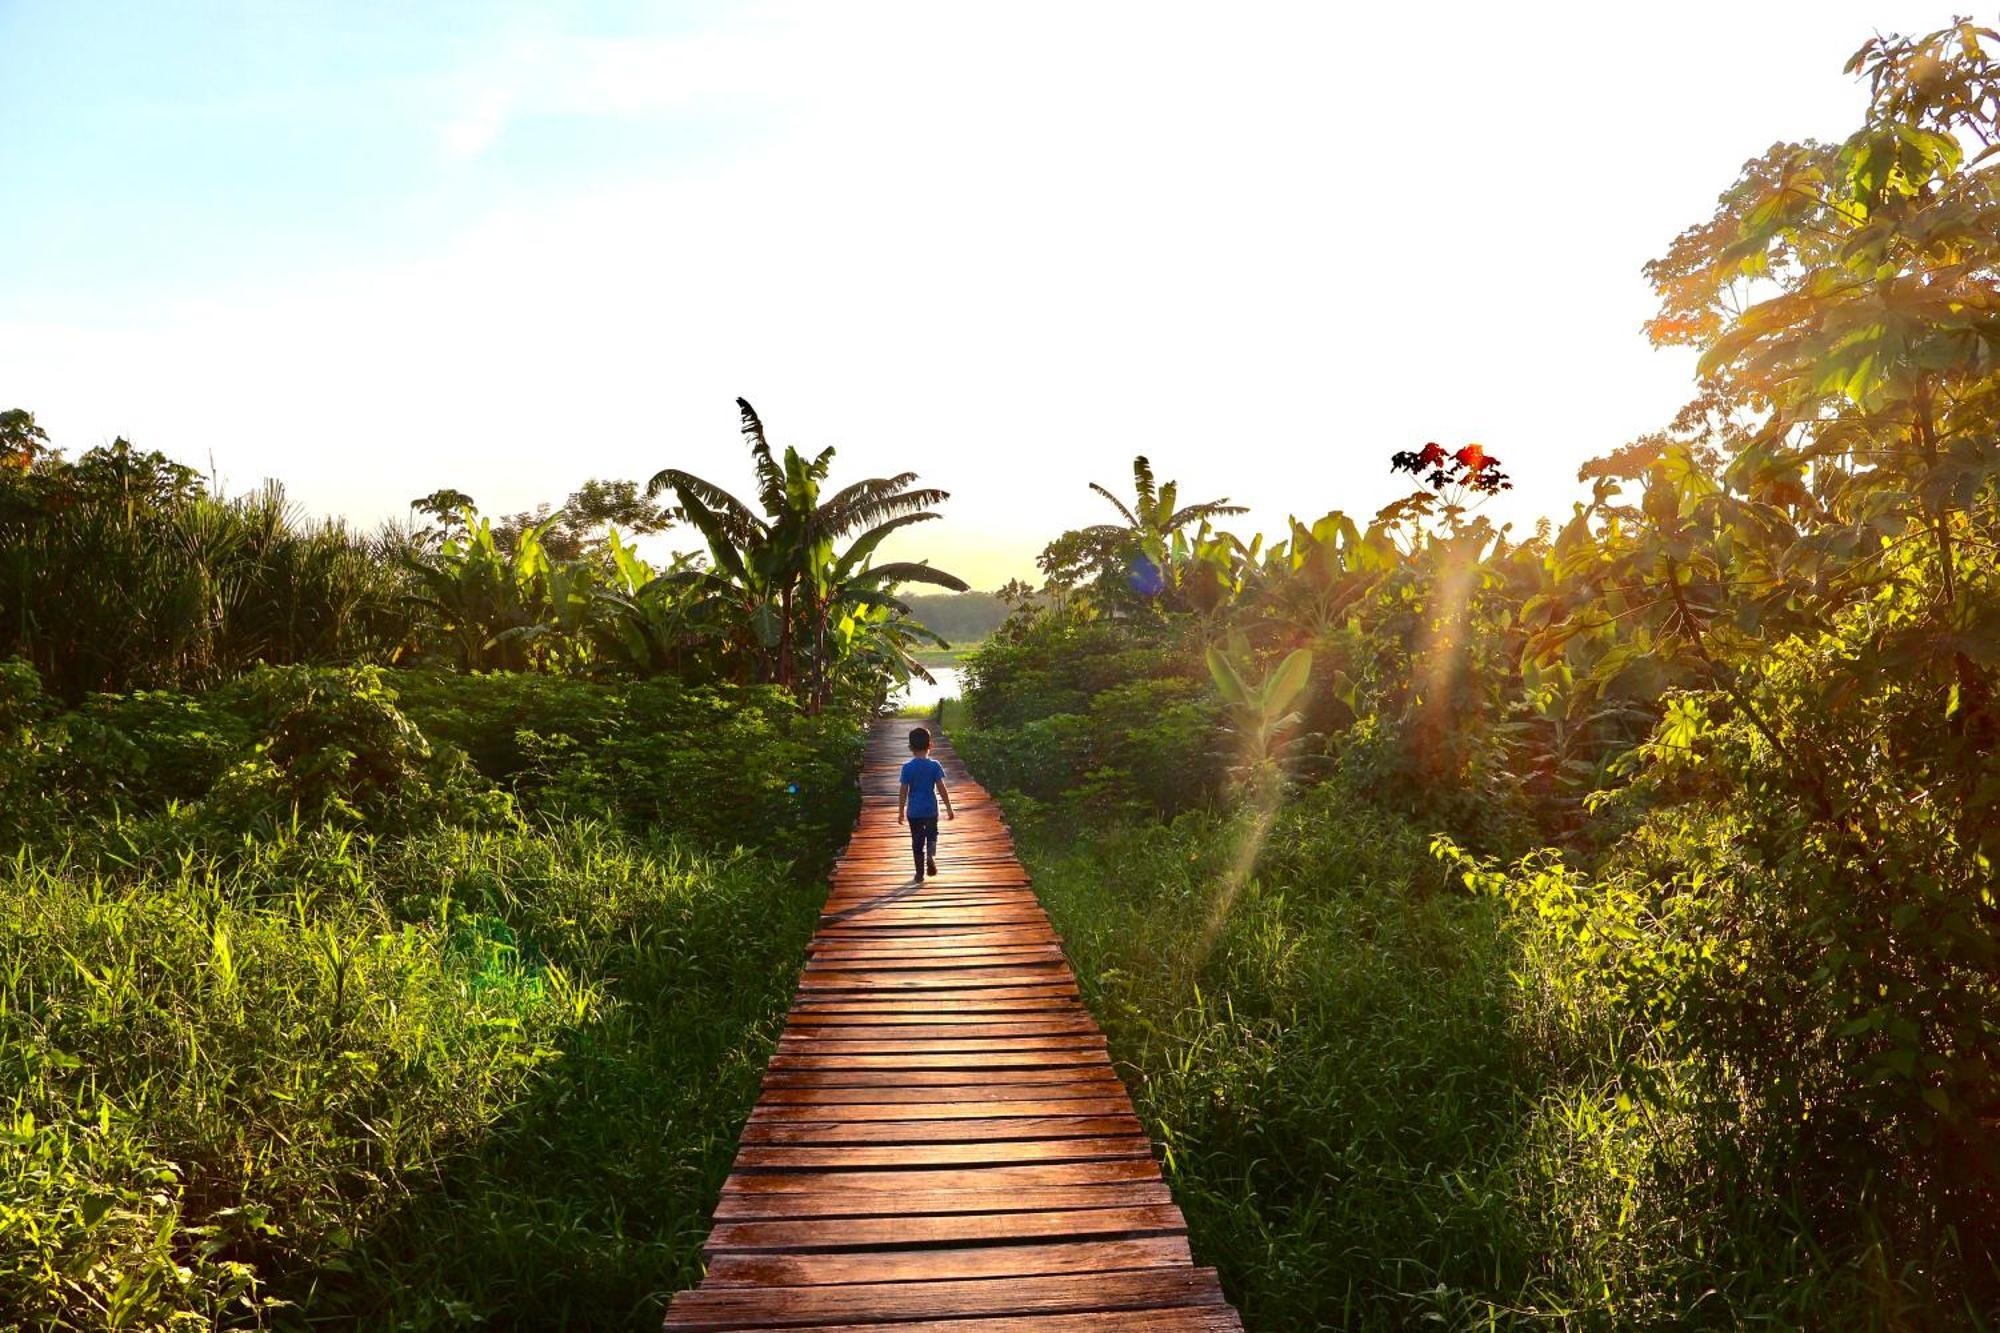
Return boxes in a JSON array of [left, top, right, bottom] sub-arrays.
[[0, 818, 823, 1329], [1007, 780, 1935, 1329]]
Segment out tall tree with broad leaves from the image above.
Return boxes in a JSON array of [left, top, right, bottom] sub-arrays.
[[1518, 17, 2000, 1231], [1038, 455, 1245, 605], [648, 398, 967, 708]]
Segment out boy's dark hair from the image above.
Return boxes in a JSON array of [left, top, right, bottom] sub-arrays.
[[908, 727, 931, 751]]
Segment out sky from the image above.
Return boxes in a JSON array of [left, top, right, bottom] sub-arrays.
[[0, 0, 1967, 588]]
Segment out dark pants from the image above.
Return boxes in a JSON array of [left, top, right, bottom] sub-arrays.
[[908, 816, 939, 875]]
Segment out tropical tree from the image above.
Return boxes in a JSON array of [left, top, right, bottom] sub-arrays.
[[1510, 16, 2000, 1237], [1039, 455, 1245, 607], [648, 398, 967, 707], [1, 432, 409, 698], [0, 409, 52, 471], [403, 511, 575, 671]]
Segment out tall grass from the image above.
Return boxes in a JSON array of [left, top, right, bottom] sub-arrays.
[[2, 479, 411, 701], [0, 818, 823, 1329], [1011, 779, 1942, 1329]]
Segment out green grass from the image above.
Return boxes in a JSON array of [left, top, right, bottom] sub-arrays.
[[933, 697, 969, 733], [0, 818, 824, 1329], [1006, 779, 1929, 1330]]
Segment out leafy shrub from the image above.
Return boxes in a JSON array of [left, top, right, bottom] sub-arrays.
[[392, 671, 863, 861], [963, 618, 1199, 730], [1436, 623, 2000, 1313], [55, 688, 257, 808], [0, 656, 57, 843], [953, 712, 1093, 805], [199, 665, 514, 834], [1088, 678, 1221, 814], [957, 625, 1222, 824]]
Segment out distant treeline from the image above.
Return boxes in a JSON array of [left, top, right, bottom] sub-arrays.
[[902, 590, 1010, 645]]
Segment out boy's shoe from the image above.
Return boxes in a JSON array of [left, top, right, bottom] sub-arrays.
[[927, 858, 938, 877]]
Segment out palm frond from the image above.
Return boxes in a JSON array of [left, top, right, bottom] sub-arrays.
[[1165, 501, 1248, 528], [818, 481, 950, 538], [737, 397, 787, 516], [838, 586, 914, 616], [1088, 482, 1139, 528], [845, 560, 971, 592], [1132, 456, 1158, 523], [655, 478, 754, 585], [830, 512, 941, 581]]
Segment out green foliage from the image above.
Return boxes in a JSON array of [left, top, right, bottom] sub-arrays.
[[1205, 638, 1312, 783], [0, 852, 577, 1328], [0, 655, 855, 1327], [0, 442, 412, 702], [402, 509, 576, 672], [2, 409, 962, 711], [311, 822, 822, 1325], [389, 671, 864, 861], [1015, 773, 1990, 1327], [957, 616, 1220, 822], [0, 819, 822, 1329], [957, 22, 2000, 1319], [203, 665, 515, 834], [647, 397, 966, 709], [1036, 455, 1247, 611]]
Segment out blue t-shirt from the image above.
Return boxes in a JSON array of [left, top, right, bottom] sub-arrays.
[[901, 756, 945, 819]]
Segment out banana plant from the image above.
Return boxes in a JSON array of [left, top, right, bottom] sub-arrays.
[[404, 509, 563, 670], [1204, 633, 1315, 785], [648, 398, 965, 708], [828, 599, 950, 705], [1039, 456, 1246, 608], [588, 532, 719, 678]]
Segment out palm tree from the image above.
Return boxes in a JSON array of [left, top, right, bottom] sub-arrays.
[[1040, 455, 1245, 598], [647, 399, 967, 707]]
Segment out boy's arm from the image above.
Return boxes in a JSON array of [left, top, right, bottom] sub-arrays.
[[938, 774, 954, 820], [897, 782, 909, 824]]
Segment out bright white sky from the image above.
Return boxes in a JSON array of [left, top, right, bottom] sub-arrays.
[[0, 1, 1961, 587]]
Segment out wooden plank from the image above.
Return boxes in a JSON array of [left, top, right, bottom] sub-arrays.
[[708, 1182, 1178, 1220], [756, 1083, 1123, 1106], [704, 1235, 1194, 1286], [736, 1114, 1145, 1145], [763, 1052, 1110, 1072], [720, 1160, 1161, 1193], [703, 1203, 1190, 1253], [760, 1068, 1118, 1089], [663, 1268, 1230, 1328], [663, 721, 1237, 1329], [728, 1312, 1242, 1333], [733, 1137, 1153, 1170]]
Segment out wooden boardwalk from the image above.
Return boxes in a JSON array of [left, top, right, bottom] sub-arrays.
[[663, 720, 1241, 1331]]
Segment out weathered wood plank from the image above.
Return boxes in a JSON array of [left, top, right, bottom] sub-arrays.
[[708, 1181, 1178, 1220], [702, 1203, 1190, 1254], [663, 1268, 1231, 1328], [736, 1114, 1145, 1145], [704, 1235, 1194, 1287]]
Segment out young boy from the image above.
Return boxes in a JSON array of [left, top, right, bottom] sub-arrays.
[[896, 727, 955, 880]]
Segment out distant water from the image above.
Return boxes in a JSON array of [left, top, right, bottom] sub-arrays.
[[892, 665, 963, 713]]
